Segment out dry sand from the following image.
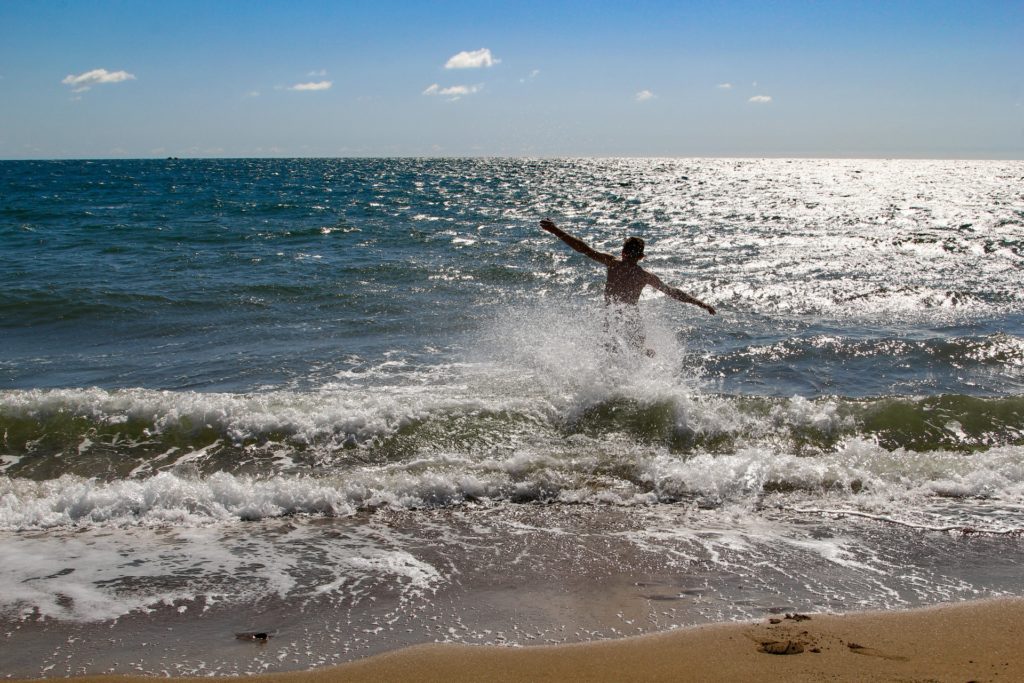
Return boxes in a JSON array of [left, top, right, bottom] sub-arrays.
[[11, 598, 1024, 682]]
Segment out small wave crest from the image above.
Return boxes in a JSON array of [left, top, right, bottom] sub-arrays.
[[0, 386, 546, 480]]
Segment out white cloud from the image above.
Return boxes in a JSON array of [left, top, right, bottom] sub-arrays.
[[423, 83, 482, 100], [289, 81, 332, 91], [716, 82, 733, 89], [61, 68, 136, 93], [445, 48, 499, 69], [307, 69, 328, 77], [635, 89, 655, 102], [748, 95, 772, 103]]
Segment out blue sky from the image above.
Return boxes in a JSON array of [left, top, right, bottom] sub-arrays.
[[1, 0, 1021, 159]]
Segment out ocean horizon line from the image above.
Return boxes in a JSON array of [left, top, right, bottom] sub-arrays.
[[3, 153, 1023, 163]]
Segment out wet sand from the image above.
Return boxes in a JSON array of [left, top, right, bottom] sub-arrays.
[[11, 598, 1024, 682], [4, 506, 1024, 679]]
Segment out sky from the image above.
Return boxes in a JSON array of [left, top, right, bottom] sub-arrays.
[[1, 0, 1022, 159]]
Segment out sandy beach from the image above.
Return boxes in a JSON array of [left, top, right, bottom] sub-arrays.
[[11, 598, 1022, 682]]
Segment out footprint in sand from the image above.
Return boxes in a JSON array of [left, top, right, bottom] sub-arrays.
[[847, 642, 908, 661]]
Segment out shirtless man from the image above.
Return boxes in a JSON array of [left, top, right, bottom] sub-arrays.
[[540, 219, 715, 351]]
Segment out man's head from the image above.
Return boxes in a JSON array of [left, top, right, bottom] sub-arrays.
[[622, 236, 645, 261]]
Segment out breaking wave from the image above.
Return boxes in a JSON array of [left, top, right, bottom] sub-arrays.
[[2, 387, 1023, 531]]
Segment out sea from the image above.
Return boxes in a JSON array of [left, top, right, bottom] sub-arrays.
[[1, 157, 1023, 677]]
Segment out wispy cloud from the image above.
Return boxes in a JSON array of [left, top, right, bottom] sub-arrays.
[[748, 95, 772, 103], [289, 81, 332, 91], [423, 83, 483, 101], [307, 69, 328, 77], [61, 68, 136, 93], [635, 89, 655, 102], [445, 48, 499, 69], [520, 69, 540, 83], [716, 82, 733, 90]]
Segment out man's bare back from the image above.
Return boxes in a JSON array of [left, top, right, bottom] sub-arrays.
[[540, 219, 716, 314], [605, 259, 651, 305]]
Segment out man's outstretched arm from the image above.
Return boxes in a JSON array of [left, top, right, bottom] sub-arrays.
[[540, 220, 616, 267], [646, 273, 717, 315]]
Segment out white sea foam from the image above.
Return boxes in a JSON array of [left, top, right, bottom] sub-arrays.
[[0, 520, 443, 622], [3, 439, 1024, 533], [467, 299, 703, 415], [0, 472, 355, 529]]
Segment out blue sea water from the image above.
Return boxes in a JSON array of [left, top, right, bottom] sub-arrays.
[[1, 158, 1023, 676]]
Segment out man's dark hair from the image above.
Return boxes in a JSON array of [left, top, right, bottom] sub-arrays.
[[622, 236, 645, 259]]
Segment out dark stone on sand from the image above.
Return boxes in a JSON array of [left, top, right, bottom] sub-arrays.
[[235, 631, 271, 643]]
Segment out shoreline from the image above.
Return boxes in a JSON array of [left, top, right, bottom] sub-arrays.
[[11, 598, 1024, 682]]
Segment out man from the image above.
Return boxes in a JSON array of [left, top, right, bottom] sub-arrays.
[[540, 219, 715, 352]]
